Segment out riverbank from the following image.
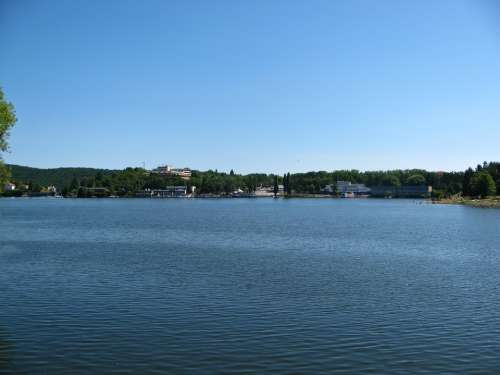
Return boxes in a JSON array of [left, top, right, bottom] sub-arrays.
[[433, 197, 500, 208]]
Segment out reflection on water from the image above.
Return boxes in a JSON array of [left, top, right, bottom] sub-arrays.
[[1, 198, 500, 374]]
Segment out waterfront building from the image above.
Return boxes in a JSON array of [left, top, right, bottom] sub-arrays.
[[3, 182, 16, 191], [151, 164, 192, 180], [320, 181, 431, 198], [255, 186, 274, 197], [254, 184, 284, 197], [321, 185, 335, 194], [322, 181, 371, 196], [370, 185, 432, 198], [138, 186, 189, 198], [336, 181, 371, 195]]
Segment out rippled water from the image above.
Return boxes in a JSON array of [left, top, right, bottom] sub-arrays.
[[1, 198, 500, 374]]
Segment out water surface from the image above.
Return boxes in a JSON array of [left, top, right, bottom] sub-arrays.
[[1, 198, 500, 374]]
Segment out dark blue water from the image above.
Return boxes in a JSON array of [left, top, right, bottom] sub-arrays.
[[1, 198, 500, 374]]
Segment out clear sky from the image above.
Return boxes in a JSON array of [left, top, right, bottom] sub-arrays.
[[1, 0, 500, 173]]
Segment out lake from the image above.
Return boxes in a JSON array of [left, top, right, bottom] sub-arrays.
[[1, 198, 500, 374]]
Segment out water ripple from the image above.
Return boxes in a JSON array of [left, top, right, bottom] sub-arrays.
[[1, 198, 500, 374]]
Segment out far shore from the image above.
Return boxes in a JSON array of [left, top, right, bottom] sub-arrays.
[[432, 197, 500, 209], [1, 194, 431, 200], [7, 194, 500, 209]]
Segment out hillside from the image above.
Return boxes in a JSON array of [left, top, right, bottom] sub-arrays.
[[7, 164, 116, 189]]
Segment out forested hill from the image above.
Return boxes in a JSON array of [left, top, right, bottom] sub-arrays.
[[5, 162, 499, 199], [7, 164, 116, 189]]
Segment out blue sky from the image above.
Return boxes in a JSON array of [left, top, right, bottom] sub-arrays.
[[1, 0, 500, 173]]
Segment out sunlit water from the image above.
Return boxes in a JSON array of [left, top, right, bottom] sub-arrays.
[[1, 198, 500, 374]]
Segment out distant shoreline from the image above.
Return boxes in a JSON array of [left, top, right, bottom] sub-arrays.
[[432, 197, 500, 208], [5, 192, 500, 208], [1, 195, 430, 200]]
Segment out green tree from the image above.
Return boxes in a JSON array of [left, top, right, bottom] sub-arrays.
[[382, 175, 400, 187], [431, 189, 445, 200], [471, 171, 496, 198], [0, 88, 16, 153], [462, 167, 474, 196], [223, 176, 234, 194], [69, 176, 80, 191], [406, 174, 426, 185], [0, 87, 17, 189], [273, 175, 279, 197], [95, 171, 104, 185], [28, 180, 42, 193], [77, 187, 87, 198], [0, 162, 10, 190]]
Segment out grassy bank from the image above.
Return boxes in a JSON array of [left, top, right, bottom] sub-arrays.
[[433, 196, 500, 208]]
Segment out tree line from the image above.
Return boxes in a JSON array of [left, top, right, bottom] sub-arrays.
[[3, 162, 499, 199], [462, 162, 499, 198]]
